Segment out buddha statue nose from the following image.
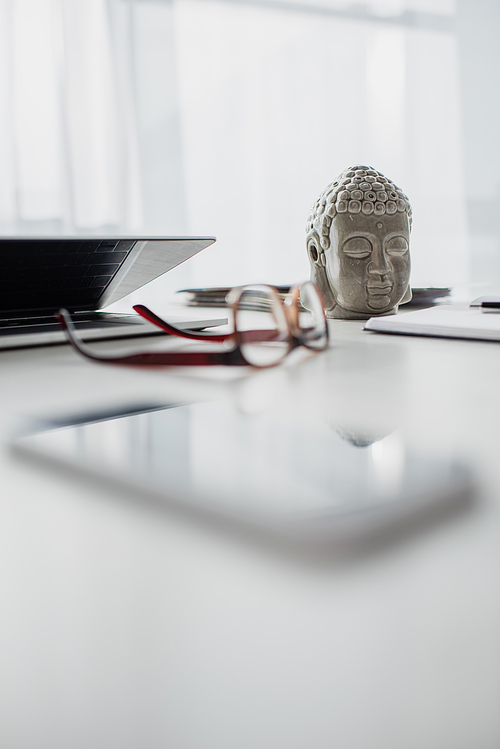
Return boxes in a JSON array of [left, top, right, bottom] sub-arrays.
[[368, 244, 391, 276]]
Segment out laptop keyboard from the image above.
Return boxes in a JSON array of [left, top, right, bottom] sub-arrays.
[[0, 239, 135, 314], [0, 311, 143, 336]]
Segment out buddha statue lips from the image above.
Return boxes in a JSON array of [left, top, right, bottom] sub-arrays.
[[367, 283, 393, 307], [306, 166, 412, 319], [368, 284, 393, 295]]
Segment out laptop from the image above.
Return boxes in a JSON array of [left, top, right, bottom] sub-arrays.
[[0, 236, 226, 349]]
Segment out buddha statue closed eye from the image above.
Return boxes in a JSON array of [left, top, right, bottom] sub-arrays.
[[306, 166, 412, 319]]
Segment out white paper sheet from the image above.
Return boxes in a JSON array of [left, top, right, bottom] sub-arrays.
[[364, 305, 500, 341]]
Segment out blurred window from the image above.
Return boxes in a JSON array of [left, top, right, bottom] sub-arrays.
[[2, 0, 499, 301]]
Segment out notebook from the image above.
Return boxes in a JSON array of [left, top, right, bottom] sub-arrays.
[[0, 236, 226, 349], [364, 304, 500, 342]]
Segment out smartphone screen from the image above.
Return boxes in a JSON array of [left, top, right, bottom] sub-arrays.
[[12, 400, 473, 541]]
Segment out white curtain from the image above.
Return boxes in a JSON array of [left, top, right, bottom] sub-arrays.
[[171, 0, 468, 290], [0, 0, 141, 233], [1, 0, 493, 302]]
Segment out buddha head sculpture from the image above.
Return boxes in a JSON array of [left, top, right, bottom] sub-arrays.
[[306, 165, 412, 319]]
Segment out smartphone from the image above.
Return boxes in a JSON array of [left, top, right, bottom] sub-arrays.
[[11, 400, 473, 543]]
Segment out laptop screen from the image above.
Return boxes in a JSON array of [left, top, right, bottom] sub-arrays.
[[0, 238, 136, 317], [0, 236, 216, 318]]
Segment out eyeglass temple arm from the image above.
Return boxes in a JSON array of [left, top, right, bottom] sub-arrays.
[[133, 305, 230, 342], [133, 304, 286, 343], [56, 310, 246, 366]]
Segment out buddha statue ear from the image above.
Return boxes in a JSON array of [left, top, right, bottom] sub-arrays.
[[307, 232, 336, 312]]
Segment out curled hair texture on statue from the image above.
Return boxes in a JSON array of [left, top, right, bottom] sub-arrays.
[[305, 165, 413, 243]]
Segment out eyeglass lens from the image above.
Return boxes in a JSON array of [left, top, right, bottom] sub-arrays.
[[298, 281, 329, 350], [236, 286, 291, 367]]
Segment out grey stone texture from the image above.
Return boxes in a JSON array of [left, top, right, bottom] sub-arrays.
[[306, 165, 412, 318]]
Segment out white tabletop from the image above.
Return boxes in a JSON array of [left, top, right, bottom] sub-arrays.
[[1, 317, 499, 749]]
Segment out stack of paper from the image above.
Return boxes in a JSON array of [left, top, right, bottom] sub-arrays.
[[364, 305, 500, 342]]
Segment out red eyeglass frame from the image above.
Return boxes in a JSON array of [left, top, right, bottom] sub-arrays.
[[56, 282, 328, 368]]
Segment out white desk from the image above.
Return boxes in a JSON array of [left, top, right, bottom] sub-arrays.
[[1, 319, 499, 749]]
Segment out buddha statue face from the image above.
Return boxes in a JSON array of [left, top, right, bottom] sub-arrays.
[[306, 166, 412, 319]]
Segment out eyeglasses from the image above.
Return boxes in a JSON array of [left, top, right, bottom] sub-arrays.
[[56, 281, 329, 368]]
